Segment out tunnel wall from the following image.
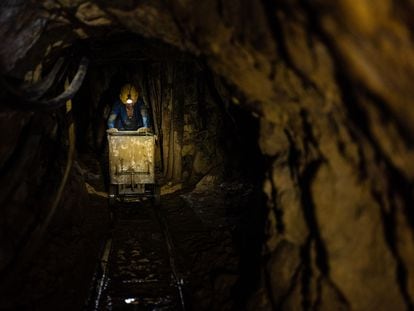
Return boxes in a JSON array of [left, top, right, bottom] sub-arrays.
[[0, 110, 55, 272], [1, 1, 414, 310], [0, 100, 109, 309]]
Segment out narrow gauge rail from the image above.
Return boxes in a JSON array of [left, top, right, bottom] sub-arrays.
[[86, 201, 186, 311]]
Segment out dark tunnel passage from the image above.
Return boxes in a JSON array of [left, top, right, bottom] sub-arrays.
[[71, 37, 268, 309], [1, 34, 268, 310], [1, 1, 414, 310]]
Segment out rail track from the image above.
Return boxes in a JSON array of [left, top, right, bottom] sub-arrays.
[[86, 199, 187, 310], [85, 183, 249, 311]]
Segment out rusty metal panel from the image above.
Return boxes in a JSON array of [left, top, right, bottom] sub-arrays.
[[108, 132, 155, 185]]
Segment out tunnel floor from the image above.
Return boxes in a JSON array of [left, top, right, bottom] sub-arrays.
[[0, 153, 260, 310], [88, 192, 243, 310], [84, 147, 260, 311]]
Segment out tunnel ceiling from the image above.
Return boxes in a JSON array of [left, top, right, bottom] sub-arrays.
[[1, 1, 414, 310], [85, 34, 193, 64], [2, 1, 414, 118], [1, 1, 414, 156]]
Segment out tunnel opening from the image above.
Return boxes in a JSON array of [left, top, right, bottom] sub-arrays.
[[0, 33, 267, 310], [69, 34, 267, 185], [72, 35, 268, 310]]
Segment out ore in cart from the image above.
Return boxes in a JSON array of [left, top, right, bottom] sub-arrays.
[[107, 130, 160, 205]]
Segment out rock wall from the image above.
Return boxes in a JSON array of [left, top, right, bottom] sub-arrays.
[[1, 1, 414, 310], [0, 103, 90, 284], [0, 109, 55, 273]]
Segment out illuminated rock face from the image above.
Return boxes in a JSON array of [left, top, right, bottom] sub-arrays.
[[1, 1, 414, 310]]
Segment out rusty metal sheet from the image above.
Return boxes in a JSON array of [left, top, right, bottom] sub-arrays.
[[108, 132, 155, 185]]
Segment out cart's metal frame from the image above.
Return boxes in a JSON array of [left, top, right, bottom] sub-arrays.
[[107, 130, 160, 205]]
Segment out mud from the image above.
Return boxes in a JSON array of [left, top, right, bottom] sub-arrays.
[[89, 180, 260, 311]]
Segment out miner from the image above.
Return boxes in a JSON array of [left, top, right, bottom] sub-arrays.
[[107, 83, 150, 131]]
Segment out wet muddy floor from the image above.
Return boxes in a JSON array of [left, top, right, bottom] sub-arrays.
[[0, 155, 263, 311], [88, 182, 254, 310]]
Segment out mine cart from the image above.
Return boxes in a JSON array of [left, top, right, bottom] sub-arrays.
[[107, 130, 160, 205]]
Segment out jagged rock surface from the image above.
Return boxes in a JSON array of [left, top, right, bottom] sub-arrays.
[[1, 1, 414, 310]]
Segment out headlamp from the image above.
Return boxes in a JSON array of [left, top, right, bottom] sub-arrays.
[[126, 94, 133, 104]]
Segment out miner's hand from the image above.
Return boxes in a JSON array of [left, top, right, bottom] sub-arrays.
[[137, 127, 151, 134]]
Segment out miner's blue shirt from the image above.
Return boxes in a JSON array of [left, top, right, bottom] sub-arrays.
[[107, 98, 149, 130]]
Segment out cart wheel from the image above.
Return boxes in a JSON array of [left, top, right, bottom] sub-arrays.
[[153, 185, 161, 206]]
